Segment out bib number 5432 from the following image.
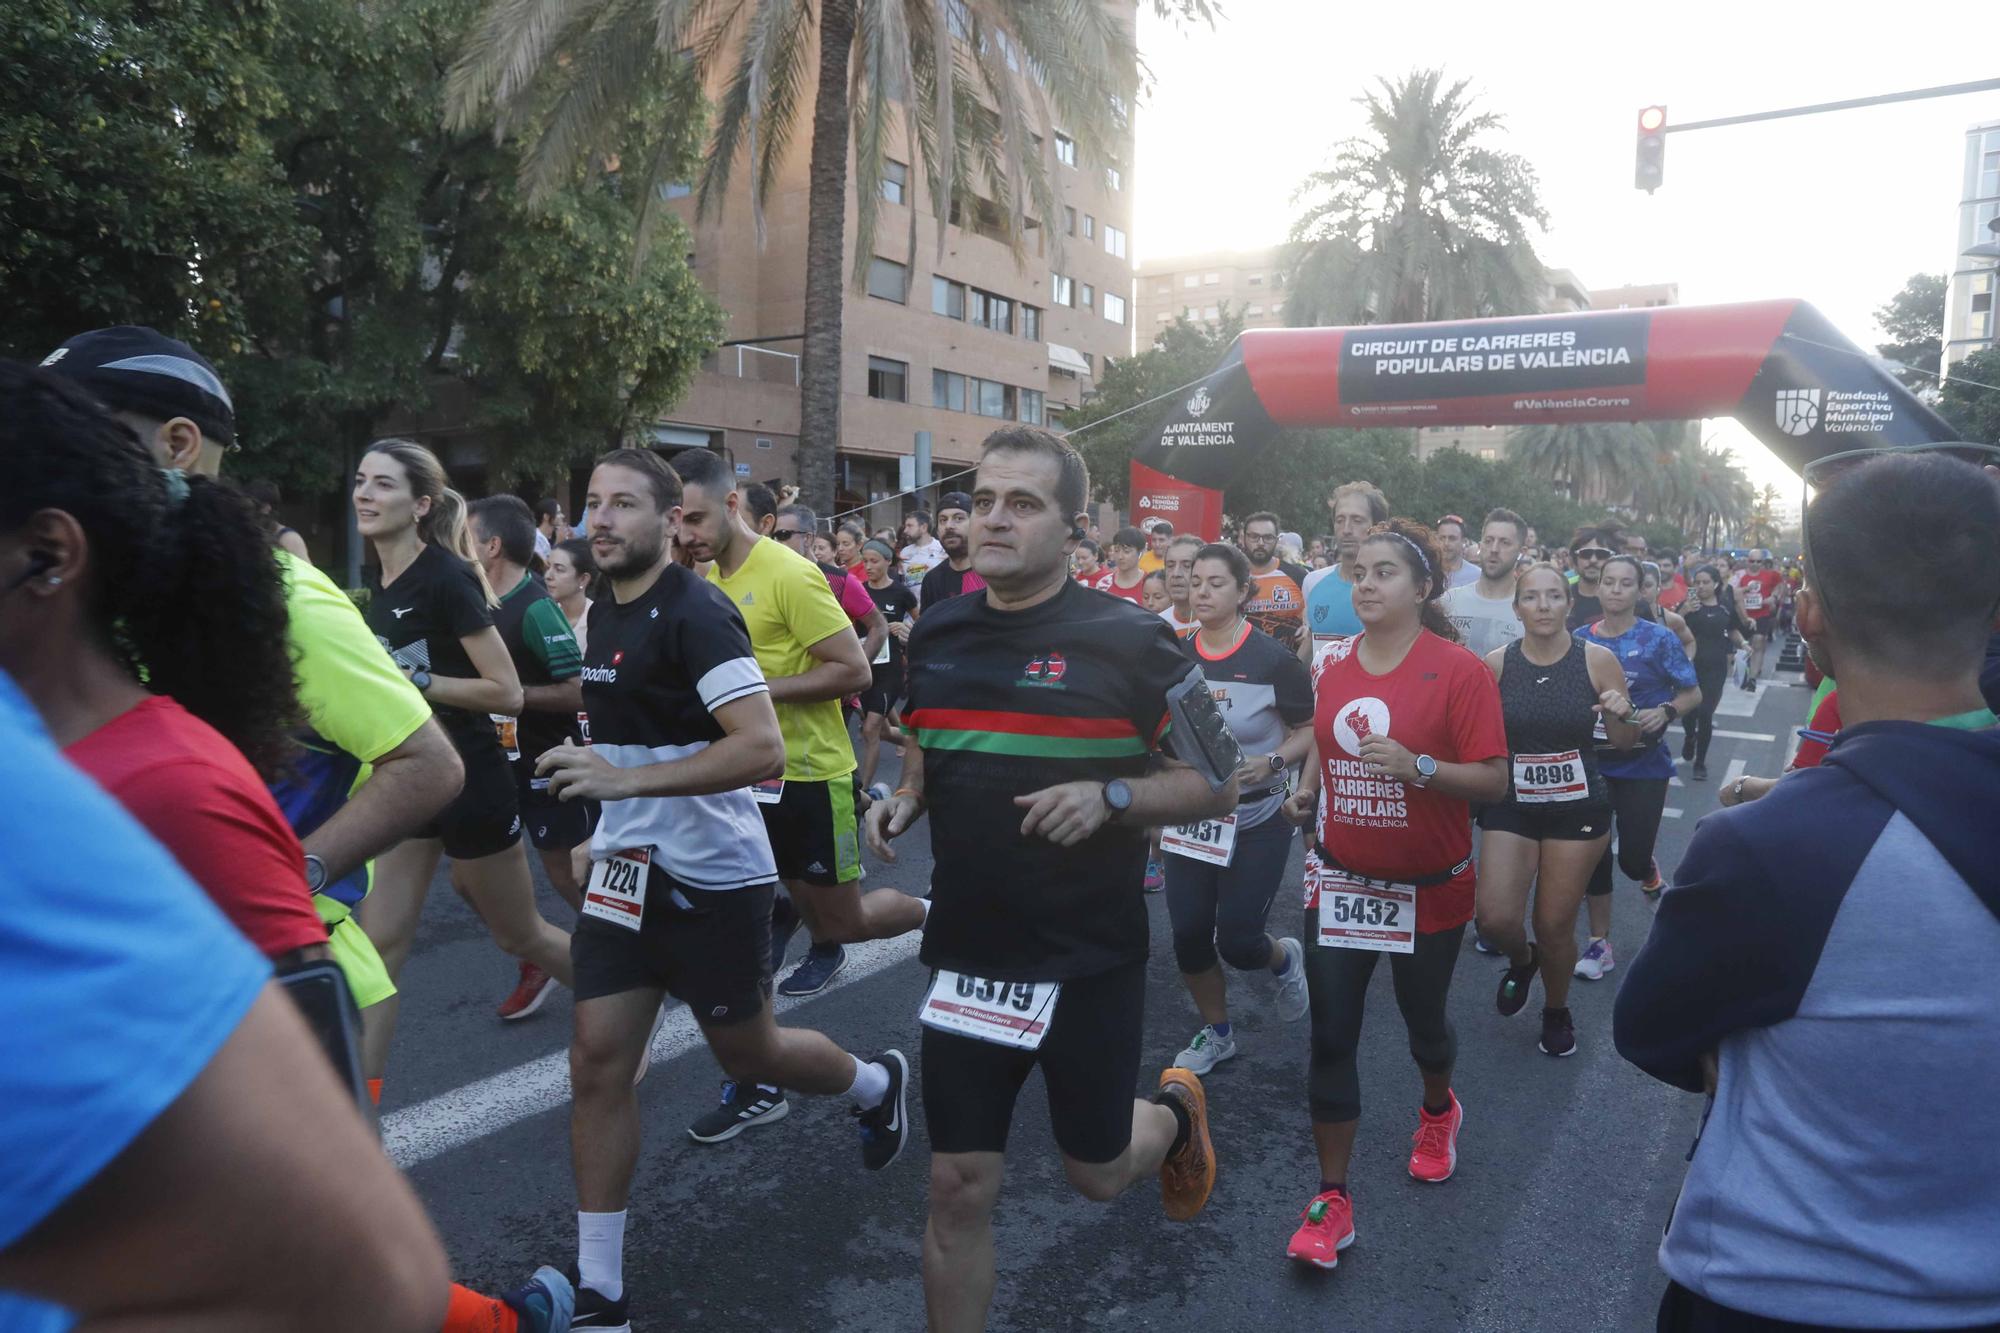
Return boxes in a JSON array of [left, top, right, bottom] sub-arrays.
[[918, 970, 1060, 1050], [1312, 867, 1416, 955]]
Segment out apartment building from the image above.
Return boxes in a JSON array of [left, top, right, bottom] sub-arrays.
[[1132, 245, 1288, 341], [1944, 119, 2000, 374]]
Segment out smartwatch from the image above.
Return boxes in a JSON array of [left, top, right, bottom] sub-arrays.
[[1413, 754, 1438, 787], [1660, 702, 1679, 723], [1267, 753, 1286, 775], [303, 853, 328, 893], [410, 669, 433, 693], [1102, 778, 1134, 816]]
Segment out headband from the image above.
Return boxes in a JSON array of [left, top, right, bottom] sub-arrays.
[[1373, 530, 1435, 592], [863, 539, 896, 563]]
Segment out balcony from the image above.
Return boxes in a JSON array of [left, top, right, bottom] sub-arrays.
[[700, 343, 801, 386]]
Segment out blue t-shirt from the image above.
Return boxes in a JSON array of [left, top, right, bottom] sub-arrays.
[[1303, 565, 1362, 642], [1575, 616, 1699, 780], [0, 671, 268, 1326]]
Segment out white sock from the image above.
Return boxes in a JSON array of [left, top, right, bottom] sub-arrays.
[[846, 1053, 890, 1109], [577, 1210, 627, 1301], [918, 896, 932, 923]]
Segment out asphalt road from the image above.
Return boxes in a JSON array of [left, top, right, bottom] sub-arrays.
[[385, 669, 1811, 1332]]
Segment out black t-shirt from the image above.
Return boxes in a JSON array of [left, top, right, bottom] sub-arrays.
[[1566, 589, 1603, 631], [1683, 603, 1735, 672], [904, 578, 1195, 981], [366, 542, 495, 750], [919, 559, 979, 608], [864, 578, 919, 671]]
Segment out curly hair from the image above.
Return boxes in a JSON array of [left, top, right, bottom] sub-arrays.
[[0, 361, 301, 779], [1360, 517, 1460, 644]]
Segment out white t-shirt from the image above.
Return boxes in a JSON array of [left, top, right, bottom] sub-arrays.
[[899, 537, 945, 592], [1159, 606, 1199, 636], [1443, 582, 1525, 659], [1444, 561, 1481, 590]]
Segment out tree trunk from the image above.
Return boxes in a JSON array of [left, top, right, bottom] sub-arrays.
[[796, 0, 857, 514]]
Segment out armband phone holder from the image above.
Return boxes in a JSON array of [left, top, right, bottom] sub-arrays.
[[1164, 667, 1244, 792]]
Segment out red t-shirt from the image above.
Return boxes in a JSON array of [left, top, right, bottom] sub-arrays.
[[1657, 572, 1689, 612], [1308, 631, 1508, 932], [1739, 569, 1783, 620], [1790, 688, 1842, 770], [1075, 568, 1113, 592], [1103, 573, 1149, 605], [66, 696, 326, 957]]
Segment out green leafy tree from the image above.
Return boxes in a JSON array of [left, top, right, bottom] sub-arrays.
[[1063, 311, 1245, 508], [1873, 272, 1946, 391], [1283, 69, 1548, 328], [449, 0, 1216, 512], [1939, 345, 2000, 445], [1506, 423, 1652, 503], [1741, 483, 1782, 551]]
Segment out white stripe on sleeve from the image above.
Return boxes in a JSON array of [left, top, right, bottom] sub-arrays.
[[697, 656, 769, 712]]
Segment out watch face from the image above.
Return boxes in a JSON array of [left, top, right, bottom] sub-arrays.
[[1416, 755, 1437, 777]]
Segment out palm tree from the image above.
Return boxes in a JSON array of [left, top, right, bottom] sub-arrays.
[[448, 0, 1212, 510], [1283, 69, 1548, 328], [1507, 422, 1651, 504]]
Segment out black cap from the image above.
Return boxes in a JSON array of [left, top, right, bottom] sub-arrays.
[[939, 490, 974, 516], [39, 326, 235, 446]]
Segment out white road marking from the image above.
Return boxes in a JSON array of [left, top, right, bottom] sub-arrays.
[[1712, 729, 1775, 742], [1663, 807, 1683, 819], [1723, 758, 1747, 788], [1713, 686, 1764, 718], [382, 932, 925, 1169]]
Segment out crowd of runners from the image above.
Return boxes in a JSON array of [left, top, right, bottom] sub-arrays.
[[4, 326, 2000, 1333]]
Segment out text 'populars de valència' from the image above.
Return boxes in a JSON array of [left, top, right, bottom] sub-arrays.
[[1348, 329, 1634, 377]]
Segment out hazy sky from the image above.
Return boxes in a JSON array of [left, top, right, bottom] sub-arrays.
[[1131, 0, 1998, 493]]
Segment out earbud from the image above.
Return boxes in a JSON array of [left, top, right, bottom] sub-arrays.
[[2, 551, 57, 595]]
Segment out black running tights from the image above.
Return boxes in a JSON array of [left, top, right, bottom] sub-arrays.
[[1304, 916, 1464, 1123], [1587, 776, 1671, 897]]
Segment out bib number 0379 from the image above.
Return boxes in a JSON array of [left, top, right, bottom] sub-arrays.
[[918, 970, 1060, 1050]]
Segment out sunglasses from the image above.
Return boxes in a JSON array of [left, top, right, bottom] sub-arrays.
[[1800, 442, 2000, 622], [1574, 547, 1613, 560], [771, 528, 804, 543]]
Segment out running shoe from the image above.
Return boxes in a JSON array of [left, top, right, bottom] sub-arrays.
[[1539, 1007, 1577, 1058], [769, 894, 802, 976], [853, 1048, 910, 1171], [1157, 1068, 1216, 1220], [1144, 855, 1166, 894], [497, 961, 555, 1021], [777, 942, 846, 997], [500, 1266, 576, 1333], [1472, 928, 1499, 955], [1495, 944, 1538, 1018], [567, 1274, 629, 1332], [1691, 760, 1708, 781], [1273, 936, 1309, 1022], [1682, 732, 1696, 761], [1285, 1188, 1356, 1270], [1573, 937, 1616, 981], [867, 782, 892, 804], [1641, 859, 1667, 903], [687, 1081, 789, 1144], [1171, 1024, 1237, 1075], [1408, 1091, 1462, 1183], [1745, 678, 1758, 692], [631, 1001, 669, 1087]]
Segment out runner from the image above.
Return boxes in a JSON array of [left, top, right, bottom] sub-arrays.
[[1164, 543, 1315, 1076], [1677, 564, 1746, 781], [531, 448, 908, 1330], [1564, 525, 1619, 629], [1433, 515, 1482, 590], [899, 508, 946, 593], [1279, 518, 1507, 1269], [1141, 570, 1171, 615], [857, 538, 918, 798], [1441, 507, 1528, 658], [776, 500, 889, 665], [1300, 479, 1389, 660], [1140, 518, 1173, 573], [1158, 533, 1203, 636], [1639, 561, 1698, 658], [1103, 525, 1150, 604], [834, 522, 867, 577], [468, 496, 593, 1019], [1072, 538, 1112, 591], [534, 498, 565, 562], [1239, 511, 1310, 652], [1737, 549, 1784, 690], [918, 491, 987, 607], [866, 426, 1225, 1331], [548, 537, 596, 653], [1572, 555, 1700, 980], [1473, 564, 1637, 1058], [352, 440, 574, 1079]]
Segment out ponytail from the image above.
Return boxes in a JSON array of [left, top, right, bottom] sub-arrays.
[[364, 438, 499, 607]]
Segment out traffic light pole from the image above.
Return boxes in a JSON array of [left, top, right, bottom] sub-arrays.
[[1660, 76, 2000, 135]]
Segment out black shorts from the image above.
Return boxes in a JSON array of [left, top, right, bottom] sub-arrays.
[[920, 957, 1145, 1164], [1477, 799, 1612, 842], [758, 778, 862, 886], [572, 871, 773, 1026], [1749, 616, 1775, 639], [516, 773, 599, 851], [859, 663, 902, 717], [419, 735, 521, 860]]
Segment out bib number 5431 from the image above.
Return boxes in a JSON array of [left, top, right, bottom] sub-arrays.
[[918, 970, 1060, 1050], [1161, 813, 1236, 866]]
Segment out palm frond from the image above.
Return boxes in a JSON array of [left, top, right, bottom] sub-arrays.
[[445, 0, 601, 132]]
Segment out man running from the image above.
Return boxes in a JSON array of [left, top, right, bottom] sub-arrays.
[[1434, 515, 1482, 590], [1140, 518, 1173, 573], [1239, 511, 1310, 652], [532, 448, 909, 1328], [534, 498, 565, 561], [867, 426, 1227, 1331], [1300, 480, 1388, 660], [899, 508, 945, 593], [1443, 508, 1527, 658], [1564, 525, 1620, 629], [1159, 533, 1203, 636], [917, 491, 987, 607], [1736, 549, 1784, 691]]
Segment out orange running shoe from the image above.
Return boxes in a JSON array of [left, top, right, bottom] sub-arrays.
[[1157, 1067, 1216, 1220], [1408, 1091, 1462, 1183], [497, 961, 554, 1021], [1285, 1188, 1356, 1269]]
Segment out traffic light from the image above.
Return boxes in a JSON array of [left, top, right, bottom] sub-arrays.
[[1635, 105, 1667, 192]]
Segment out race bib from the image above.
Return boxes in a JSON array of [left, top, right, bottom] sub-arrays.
[[582, 847, 651, 933], [752, 778, 785, 805], [1312, 863, 1416, 954], [1512, 749, 1588, 803], [575, 710, 592, 744], [490, 713, 520, 761], [1592, 712, 1610, 746], [1161, 814, 1236, 866], [1741, 587, 1763, 610], [918, 970, 1060, 1050]]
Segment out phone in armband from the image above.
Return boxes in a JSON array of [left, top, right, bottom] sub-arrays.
[[1164, 667, 1244, 792]]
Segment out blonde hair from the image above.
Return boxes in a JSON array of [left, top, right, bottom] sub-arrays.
[[1511, 561, 1571, 606], [364, 437, 500, 607]]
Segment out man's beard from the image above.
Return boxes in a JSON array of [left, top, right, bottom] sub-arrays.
[[942, 531, 966, 556], [599, 529, 666, 578], [1246, 541, 1275, 565]]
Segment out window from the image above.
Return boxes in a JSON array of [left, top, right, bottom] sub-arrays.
[[932, 369, 966, 412], [1018, 388, 1044, 425], [1184, 305, 1198, 319], [1105, 166, 1122, 191], [966, 287, 985, 328], [1080, 282, 1094, 310], [1183, 274, 1199, 288], [1020, 304, 1042, 340], [1203, 305, 1219, 320], [658, 181, 692, 200], [1247, 273, 1264, 286], [972, 377, 1012, 419], [1478, 448, 1498, 461], [1156, 310, 1172, 323], [1054, 133, 1076, 166], [881, 159, 908, 205], [1203, 272, 1220, 286], [1064, 206, 1077, 236], [932, 276, 965, 320], [1052, 273, 1074, 307], [1104, 225, 1126, 258], [1154, 281, 1170, 295], [1081, 352, 1095, 374], [867, 356, 908, 402], [1103, 292, 1125, 324], [984, 294, 1013, 334], [866, 256, 908, 303], [1246, 304, 1264, 317], [1083, 213, 1096, 240]]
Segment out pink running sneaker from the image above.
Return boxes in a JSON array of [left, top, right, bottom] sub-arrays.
[[1408, 1091, 1463, 1183], [1285, 1188, 1356, 1269]]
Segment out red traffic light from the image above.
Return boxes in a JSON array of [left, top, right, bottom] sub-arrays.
[[1638, 105, 1667, 132]]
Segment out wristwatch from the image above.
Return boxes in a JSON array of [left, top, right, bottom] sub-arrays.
[[1729, 776, 1748, 806], [1413, 754, 1438, 787], [1267, 753, 1286, 775], [1660, 702, 1680, 723], [1102, 778, 1134, 817], [304, 853, 328, 893], [409, 669, 433, 693]]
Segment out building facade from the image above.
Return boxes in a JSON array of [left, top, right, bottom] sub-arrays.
[[1131, 245, 1288, 342], [1943, 119, 2000, 374]]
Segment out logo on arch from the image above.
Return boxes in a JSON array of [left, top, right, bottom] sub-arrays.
[[1775, 388, 1820, 437], [1186, 386, 1212, 418], [1332, 696, 1389, 757]]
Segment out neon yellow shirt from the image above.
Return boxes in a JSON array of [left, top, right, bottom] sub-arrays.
[[708, 538, 858, 781]]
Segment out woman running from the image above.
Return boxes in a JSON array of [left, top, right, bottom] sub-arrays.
[[1164, 544, 1315, 1076], [1071, 538, 1112, 591], [1640, 561, 1697, 658], [352, 439, 573, 1081], [1678, 564, 1744, 781], [546, 536, 595, 654], [1572, 555, 1700, 980], [1280, 519, 1508, 1270], [1102, 525, 1149, 603], [856, 538, 917, 796], [1473, 564, 1637, 1058], [834, 522, 866, 577]]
